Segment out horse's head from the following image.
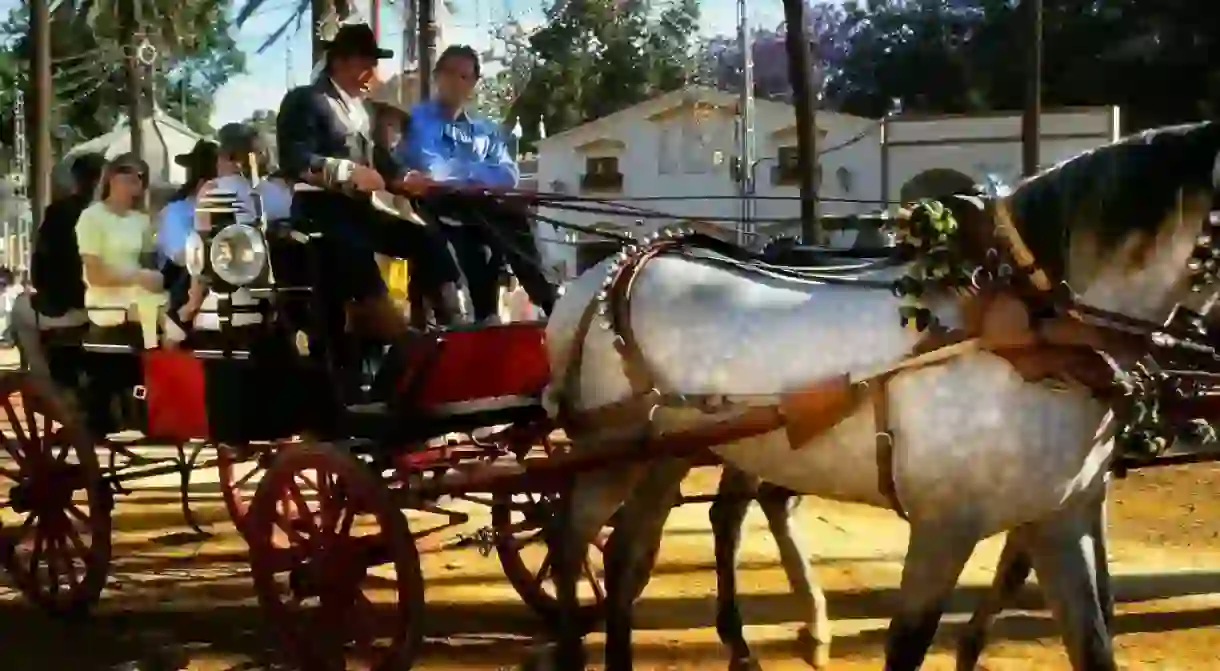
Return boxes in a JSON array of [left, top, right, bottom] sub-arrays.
[[1004, 121, 1220, 324]]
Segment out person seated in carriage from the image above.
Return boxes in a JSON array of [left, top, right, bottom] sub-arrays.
[[275, 21, 466, 350], [393, 44, 557, 321], [75, 153, 167, 327], [22, 152, 107, 330]]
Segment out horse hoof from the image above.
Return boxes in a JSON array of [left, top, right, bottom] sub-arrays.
[[797, 626, 831, 669], [728, 655, 763, 671]]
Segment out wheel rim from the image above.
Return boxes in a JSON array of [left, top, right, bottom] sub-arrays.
[[248, 443, 424, 671], [492, 490, 623, 630], [0, 373, 111, 614]]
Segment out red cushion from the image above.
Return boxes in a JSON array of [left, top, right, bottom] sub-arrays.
[[401, 323, 549, 409]]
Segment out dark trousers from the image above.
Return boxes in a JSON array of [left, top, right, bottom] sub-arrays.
[[416, 196, 555, 319]]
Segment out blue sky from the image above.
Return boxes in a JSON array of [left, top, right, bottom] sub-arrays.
[[211, 0, 788, 125]]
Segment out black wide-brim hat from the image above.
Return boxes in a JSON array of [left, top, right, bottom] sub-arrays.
[[323, 23, 393, 60], [174, 139, 219, 168]]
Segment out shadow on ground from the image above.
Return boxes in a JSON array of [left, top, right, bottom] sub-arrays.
[[2, 567, 1219, 670]]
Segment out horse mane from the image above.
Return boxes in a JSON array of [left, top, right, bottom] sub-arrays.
[[1004, 121, 1220, 280]]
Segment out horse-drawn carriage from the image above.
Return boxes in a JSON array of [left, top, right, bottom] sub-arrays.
[[0, 183, 625, 661], [6, 121, 1220, 671]]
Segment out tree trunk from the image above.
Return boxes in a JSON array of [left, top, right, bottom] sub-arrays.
[[780, 0, 820, 244]]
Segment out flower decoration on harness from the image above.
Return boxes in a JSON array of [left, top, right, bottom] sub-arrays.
[[890, 198, 974, 333]]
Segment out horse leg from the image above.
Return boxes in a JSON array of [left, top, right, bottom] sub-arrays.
[[757, 483, 829, 669], [885, 522, 979, 671], [710, 466, 762, 670], [1092, 494, 1114, 630], [537, 467, 648, 671], [955, 529, 1034, 670], [1025, 497, 1116, 671], [603, 459, 691, 671]]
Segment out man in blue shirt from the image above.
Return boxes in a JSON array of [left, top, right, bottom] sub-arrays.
[[393, 45, 555, 320]]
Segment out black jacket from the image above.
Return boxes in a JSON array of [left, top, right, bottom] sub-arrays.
[[30, 193, 89, 317], [276, 79, 400, 190]]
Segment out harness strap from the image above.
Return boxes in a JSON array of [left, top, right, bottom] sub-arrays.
[[869, 375, 908, 520]]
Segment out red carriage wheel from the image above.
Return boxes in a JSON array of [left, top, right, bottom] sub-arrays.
[[0, 371, 112, 616], [492, 491, 644, 632], [216, 441, 288, 536], [247, 441, 425, 670]]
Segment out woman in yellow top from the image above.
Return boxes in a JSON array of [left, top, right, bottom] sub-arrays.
[[75, 153, 164, 327]]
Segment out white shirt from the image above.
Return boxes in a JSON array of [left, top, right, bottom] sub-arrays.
[[331, 78, 369, 134]]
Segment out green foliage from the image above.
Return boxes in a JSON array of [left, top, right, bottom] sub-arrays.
[[503, 0, 702, 151], [0, 0, 244, 158]]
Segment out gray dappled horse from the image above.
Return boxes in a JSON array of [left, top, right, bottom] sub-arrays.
[[537, 121, 1220, 671]]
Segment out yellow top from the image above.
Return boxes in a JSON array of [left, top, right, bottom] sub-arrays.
[[76, 201, 162, 327]]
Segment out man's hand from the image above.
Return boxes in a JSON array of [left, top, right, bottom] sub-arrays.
[[349, 165, 386, 193], [134, 269, 165, 293], [399, 170, 435, 196]]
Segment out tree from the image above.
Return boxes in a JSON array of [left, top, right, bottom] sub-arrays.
[[0, 0, 244, 144], [505, 0, 702, 151], [696, 1, 852, 104]]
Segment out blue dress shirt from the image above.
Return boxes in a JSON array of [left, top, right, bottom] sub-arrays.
[[156, 197, 195, 266], [394, 100, 519, 188]]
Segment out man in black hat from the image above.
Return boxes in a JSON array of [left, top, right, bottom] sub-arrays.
[[276, 22, 463, 350]]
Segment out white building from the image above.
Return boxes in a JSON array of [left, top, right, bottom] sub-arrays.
[[533, 85, 1119, 277]]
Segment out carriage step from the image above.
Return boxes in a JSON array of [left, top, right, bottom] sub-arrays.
[[346, 402, 388, 415]]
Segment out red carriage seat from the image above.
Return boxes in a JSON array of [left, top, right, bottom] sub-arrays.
[[398, 321, 550, 417]]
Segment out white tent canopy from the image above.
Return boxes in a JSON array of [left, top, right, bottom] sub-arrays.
[[57, 108, 208, 191]]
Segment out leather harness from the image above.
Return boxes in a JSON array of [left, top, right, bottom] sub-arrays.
[[554, 197, 1193, 521]]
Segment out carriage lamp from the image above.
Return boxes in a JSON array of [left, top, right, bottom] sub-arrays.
[[187, 189, 272, 290], [210, 224, 269, 287]]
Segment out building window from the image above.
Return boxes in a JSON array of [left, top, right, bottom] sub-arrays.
[[772, 145, 821, 187], [581, 156, 623, 192], [682, 119, 710, 174], [658, 128, 676, 175]]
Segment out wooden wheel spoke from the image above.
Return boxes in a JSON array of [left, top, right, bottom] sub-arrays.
[[66, 504, 89, 525], [2, 398, 28, 447], [285, 480, 321, 536], [23, 403, 40, 449], [0, 465, 19, 481], [234, 464, 263, 489], [582, 556, 604, 603], [1, 437, 25, 467], [532, 554, 552, 591]]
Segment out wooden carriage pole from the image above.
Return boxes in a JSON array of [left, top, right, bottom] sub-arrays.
[[28, 0, 52, 232], [780, 0, 821, 244], [417, 0, 436, 100], [1021, 0, 1042, 177]]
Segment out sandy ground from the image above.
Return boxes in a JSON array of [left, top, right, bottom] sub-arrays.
[[4, 450, 1220, 671]]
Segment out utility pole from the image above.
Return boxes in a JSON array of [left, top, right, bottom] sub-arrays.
[[736, 0, 755, 247], [1021, 0, 1042, 177], [13, 90, 27, 271], [401, 0, 416, 106], [780, 0, 820, 244], [418, 0, 436, 100], [120, 0, 144, 163], [29, 0, 51, 236]]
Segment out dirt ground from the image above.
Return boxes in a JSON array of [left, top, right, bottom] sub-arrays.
[[4, 455, 1220, 671]]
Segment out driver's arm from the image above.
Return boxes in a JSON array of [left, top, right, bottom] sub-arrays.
[[277, 87, 356, 189]]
